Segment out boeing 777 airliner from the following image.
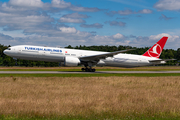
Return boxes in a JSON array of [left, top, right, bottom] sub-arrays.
[[3, 37, 174, 72]]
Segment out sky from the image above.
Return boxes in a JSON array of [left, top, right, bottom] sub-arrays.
[[0, 0, 180, 49]]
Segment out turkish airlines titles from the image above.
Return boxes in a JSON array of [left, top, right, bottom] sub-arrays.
[[25, 47, 62, 53]]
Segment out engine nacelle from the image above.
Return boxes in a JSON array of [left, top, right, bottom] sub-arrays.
[[96, 60, 106, 67], [65, 56, 80, 67]]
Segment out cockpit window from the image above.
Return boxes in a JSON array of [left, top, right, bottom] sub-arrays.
[[8, 48, 11, 50]]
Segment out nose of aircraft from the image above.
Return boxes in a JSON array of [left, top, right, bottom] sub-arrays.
[[3, 50, 8, 55]]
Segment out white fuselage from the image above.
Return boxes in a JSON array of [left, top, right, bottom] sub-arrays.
[[3, 45, 163, 67]]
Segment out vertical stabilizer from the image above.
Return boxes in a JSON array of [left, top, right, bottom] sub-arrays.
[[143, 37, 168, 58]]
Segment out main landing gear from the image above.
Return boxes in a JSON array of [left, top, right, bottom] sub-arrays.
[[81, 67, 96, 72]]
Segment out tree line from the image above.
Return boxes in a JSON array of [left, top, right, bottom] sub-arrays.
[[0, 44, 180, 67]]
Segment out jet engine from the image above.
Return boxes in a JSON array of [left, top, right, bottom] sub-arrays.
[[96, 60, 106, 67], [64, 56, 81, 67]]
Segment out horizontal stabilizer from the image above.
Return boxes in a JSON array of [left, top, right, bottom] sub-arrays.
[[149, 59, 176, 63]]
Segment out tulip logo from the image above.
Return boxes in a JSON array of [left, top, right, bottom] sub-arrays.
[[148, 44, 162, 58]]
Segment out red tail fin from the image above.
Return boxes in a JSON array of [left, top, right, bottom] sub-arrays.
[[143, 36, 168, 58]]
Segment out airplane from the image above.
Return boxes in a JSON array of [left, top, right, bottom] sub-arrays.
[[3, 36, 174, 72]]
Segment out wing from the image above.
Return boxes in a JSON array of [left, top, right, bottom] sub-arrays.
[[79, 49, 134, 62]]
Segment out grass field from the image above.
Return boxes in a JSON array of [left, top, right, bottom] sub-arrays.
[[0, 66, 180, 119], [1, 76, 180, 119], [1, 73, 180, 77], [0, 66, 180, 71]]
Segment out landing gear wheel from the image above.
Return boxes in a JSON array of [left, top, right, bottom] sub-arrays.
[[81, 67, 96, 72], [85, 68, 90, 72], [81, 68, 85, 71]]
